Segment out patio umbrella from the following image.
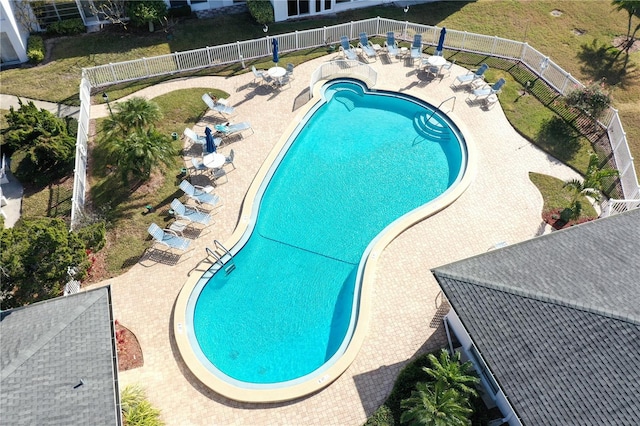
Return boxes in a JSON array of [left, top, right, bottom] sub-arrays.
[[204, 126, 216, 153], [436, 27, 447, 54], [272, 37, 279, 65]]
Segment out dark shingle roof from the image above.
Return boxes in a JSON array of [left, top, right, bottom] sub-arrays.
[[1, 287, 121, 426], [432, 208, 640, 425]]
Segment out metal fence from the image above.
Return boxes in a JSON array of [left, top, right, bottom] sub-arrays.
[[71, 16, 638, 227]]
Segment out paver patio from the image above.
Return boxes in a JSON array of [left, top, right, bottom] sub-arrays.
[[88, 52, 581, 425]]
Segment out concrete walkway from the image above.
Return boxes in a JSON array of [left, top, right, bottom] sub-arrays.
[[0, 94, 80, 119], [80, 53, 581, 426], [7, 52, 580, 424]]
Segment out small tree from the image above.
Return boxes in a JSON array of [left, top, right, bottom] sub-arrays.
[[246, 0, 274, 25], [0, 218, 90, 309], [564, 81, 612, 120], [612, 0, 640, 54], [401, 381, 472, 426], [423, 349, 480, 400], [2, 99, 75, 183], [562, 153, 619, 220], [126, 0, 168, 32]]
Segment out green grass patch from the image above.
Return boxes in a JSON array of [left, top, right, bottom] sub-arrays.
[[88, 88, 211, 275], [529, 172, 598, 219]]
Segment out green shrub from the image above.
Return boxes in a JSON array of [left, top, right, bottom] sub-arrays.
[[564, 80, 611, 120], [126, 0, 168, 29], [27, 35, 45, 64], [363, 404, 394, 426], [47, 18, 85, 36], [76, 221, 106, 252], [121, 385, 164, 426], [168, 5, 192, 18], [246, 0, 274, 24]]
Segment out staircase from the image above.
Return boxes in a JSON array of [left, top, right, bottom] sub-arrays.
[[413, 112, 451, 143]]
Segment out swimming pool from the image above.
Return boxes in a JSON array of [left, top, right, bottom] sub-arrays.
[[175, 78, 470, 402]]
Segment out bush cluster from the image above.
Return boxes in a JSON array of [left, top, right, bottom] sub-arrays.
[[27, 35, 45, 64], [246, 0, 274, 24], [564, 80, 612, 119], [47, 18, 85, 36]]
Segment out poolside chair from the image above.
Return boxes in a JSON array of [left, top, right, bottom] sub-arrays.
[[251, 65, 266, 84], [339, 36, 358, 61], [224, 149, 236, 170], [453, 63, 489, 87], [357, 32, 377, 62], [148, 223, 191, 252], [179, 180, 222, 209], [202, 93, 236, 118], [214, 121, 254, 139], [171, 198, 213, 226], [275, 74, 292, 90], [384, 32, 400, 58], [190, 157, 209, 174], [439, 59, 455, 78], [183, 128, 206, 147], [469, 78, 506, 100], [285, 63, 295, 80], [410, 34, 423, 59]]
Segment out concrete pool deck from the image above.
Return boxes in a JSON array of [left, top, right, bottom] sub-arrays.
[[90, 53, 581, 425]]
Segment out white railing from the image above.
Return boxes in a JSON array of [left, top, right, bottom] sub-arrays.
[[70, 77, 91, 229], [70, 17, 638, 227], [309, 60, 377, 93]]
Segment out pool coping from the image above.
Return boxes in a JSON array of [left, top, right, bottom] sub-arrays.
[[172, 68, 478, 403]]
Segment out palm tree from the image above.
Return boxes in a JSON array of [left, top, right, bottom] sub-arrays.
[[107, 128, 176, 186], [423, 349, 480, 400], [612, 1, 640, 55], [400, 381, 472, 426], [563, 153, 619, 220], [102, 97, 162, 138]]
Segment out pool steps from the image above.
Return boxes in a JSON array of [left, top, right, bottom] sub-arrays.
[[413, 112, 451, 142]]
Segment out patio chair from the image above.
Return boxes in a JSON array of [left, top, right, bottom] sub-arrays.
[[439, 59, 455, 78], [285, 63, 295, 80], [170, 198, 213, 226], [179, 179, 222, 209], [339, 36, 358, 61], [224, 149, 236, 170], [190, 157, 209, 175], [202, 93, 236, 118], [275, 74, 292, 89], [453, 63, 489, 87], [358, 32, 377, 62], [410, 34, 423, 59], [384, 32, 400, 58], [214, 121, 254, 139], [251, 65, 266, 84], [148, 223, 191, 252], [469, 78, 506, 100]]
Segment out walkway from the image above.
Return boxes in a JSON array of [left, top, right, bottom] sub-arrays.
[[91, 53, 579, 425]]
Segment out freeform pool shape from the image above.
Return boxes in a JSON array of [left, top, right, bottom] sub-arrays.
[[174, 78, 470, 402]]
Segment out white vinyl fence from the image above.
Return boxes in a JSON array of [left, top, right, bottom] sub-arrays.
[[70, 17, 638, 227]]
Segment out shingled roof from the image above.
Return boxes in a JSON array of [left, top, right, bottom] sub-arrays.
[[432, 208, 640, 425], [1, 286, 121, 426]]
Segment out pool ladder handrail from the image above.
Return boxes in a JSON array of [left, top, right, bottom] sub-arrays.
[[426, 95, 456, 122], [206, 240, 236, 274]]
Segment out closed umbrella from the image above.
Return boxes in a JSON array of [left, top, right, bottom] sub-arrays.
[[436, 27, 447, 55], [272, 38, 279, 65], [204, 126, 216, 153]]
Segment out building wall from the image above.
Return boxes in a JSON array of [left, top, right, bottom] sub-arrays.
[[0, 0, 29, 64]]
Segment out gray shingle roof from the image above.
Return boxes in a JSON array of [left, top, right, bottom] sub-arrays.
[[432, 208, 640, 425], [1, 287, 121, 426]]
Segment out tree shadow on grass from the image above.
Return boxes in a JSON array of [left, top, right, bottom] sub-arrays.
[[535, 116, 582, 163], [576, 39, 639, 88]]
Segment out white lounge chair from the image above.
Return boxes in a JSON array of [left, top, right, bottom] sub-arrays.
[[170, 199, 213, 226], [214, 122, 253, 139], [453, 63, 490, 87], [384, 32, 400, 58], [410, 34, 423, 59], [183, 128, 205, 147], [358, 32, 377, 62], [179, 180, 221, 208], [339, 36, 358, 61], [202, 93, 235, 118], [469, 78, 506, 100], [148, 223, 191, 252]]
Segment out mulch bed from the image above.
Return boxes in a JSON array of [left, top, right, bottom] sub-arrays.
[[115, 321, 144, 371], [542, 208, 597, 230]]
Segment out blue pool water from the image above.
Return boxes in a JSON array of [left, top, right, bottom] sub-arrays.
[[190, 80, 466, 386]]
